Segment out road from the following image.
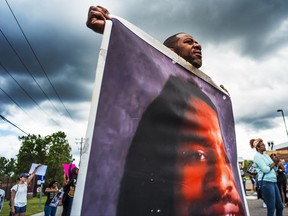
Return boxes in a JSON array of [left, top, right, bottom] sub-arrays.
[[32, 195, 288, 216]]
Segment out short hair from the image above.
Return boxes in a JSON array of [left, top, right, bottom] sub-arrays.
[[163, 32, 186, 49]]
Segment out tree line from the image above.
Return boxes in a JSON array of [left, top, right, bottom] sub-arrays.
[[0, 131, 73, 193]]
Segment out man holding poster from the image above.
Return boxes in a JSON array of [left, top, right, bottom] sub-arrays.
[[73, 5, 248, 216]]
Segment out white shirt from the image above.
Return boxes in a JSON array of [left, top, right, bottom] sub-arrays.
[[11, 183, 28, 207], [0, 188, 5, 212]]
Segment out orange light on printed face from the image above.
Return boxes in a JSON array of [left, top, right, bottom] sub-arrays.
[[176, 97, 244, 215], [178, 98, 220, 200]]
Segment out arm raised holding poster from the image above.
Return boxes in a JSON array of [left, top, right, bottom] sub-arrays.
[[86, 6, 203, 69], [86, 5, 112, 34], [27, 163, 42, 184]]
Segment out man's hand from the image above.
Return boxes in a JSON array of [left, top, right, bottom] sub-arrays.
[[86, 6, 112, 34]]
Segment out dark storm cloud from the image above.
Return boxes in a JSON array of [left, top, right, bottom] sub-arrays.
[[0, 0, 101, 120], [2, 0, 287, 120], [237, 112, 279, 131], [119, 0, 288, 59]]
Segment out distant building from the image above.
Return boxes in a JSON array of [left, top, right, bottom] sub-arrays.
[[275, 141, 288, 151], [267, 141, 288, 162]]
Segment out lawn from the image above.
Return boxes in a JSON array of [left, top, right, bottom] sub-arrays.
[[1, 197, 46, 216]]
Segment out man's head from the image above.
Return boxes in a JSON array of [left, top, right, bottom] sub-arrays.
[[163, 33, 202, 68]]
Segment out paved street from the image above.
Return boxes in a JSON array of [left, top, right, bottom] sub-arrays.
[[246, 191, 288, 216], [32, 195, 288, 216]]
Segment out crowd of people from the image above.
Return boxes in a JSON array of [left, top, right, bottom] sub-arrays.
[[0, 163, 79, 216]]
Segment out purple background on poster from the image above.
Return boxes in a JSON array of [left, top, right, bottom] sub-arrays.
[[81, 19, 244, 215]]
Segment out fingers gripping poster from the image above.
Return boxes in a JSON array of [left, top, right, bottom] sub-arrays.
[[73, 18, 249, 216]]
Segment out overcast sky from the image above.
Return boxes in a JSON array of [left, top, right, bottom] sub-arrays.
[[1, 0, 288, 165]]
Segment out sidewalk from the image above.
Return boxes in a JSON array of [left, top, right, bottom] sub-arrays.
[[32, 205, 62, 216]]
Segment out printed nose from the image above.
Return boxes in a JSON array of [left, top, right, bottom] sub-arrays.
[[206, 160, 236, 198]]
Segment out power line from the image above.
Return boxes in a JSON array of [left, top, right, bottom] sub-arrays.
[[0, 29, 63, 119], [0, 61, 59, 126], [5, 0, 73, 120], [0, 61, 51, 119], [0, 86, 32, 119], [0, 114, 28, 135]]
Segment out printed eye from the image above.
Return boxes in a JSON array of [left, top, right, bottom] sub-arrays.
[[182, 150, 207, 164]]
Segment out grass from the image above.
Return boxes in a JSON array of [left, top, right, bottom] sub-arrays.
[[1, 197, 46, 216]]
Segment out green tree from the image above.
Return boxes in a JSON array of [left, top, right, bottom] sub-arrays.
[[16, 131, 72, 189], [0, 157, 16, 176]]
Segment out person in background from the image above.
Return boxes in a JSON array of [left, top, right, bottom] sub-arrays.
[[239, 164, 247, 195], [10, 164, 42, 216], [276, 158, 288, 207], [62, 167, 79, 216], [44, 180, 60, 216], [0, 181, 5, 213], [248, 173, 257, 195], [250, 139, 283, 216], [283, 160, 288, 175]]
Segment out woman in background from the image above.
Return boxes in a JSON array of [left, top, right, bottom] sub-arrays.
[[44, 180, 60, 216], [250, 139, 283, 216], [276, 158, 288, 206], [10, 164, 41, 216]]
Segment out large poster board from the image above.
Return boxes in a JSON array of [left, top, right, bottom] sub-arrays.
[[73, 17, 249, 216]]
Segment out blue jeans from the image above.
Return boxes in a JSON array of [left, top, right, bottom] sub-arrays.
[[44, 205, 57, 216], [261, 181, 283, 216]]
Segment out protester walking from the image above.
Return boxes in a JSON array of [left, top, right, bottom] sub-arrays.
[[10, 164, 41, 216], [250, 138, 283, 216]]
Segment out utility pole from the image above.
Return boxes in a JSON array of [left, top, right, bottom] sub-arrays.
[[75, 137, 85, 166], [277, 109, 288, 139]]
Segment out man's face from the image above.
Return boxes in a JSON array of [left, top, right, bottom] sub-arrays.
[[175, 98, 245, 216], [174, 34, 202, 68]]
